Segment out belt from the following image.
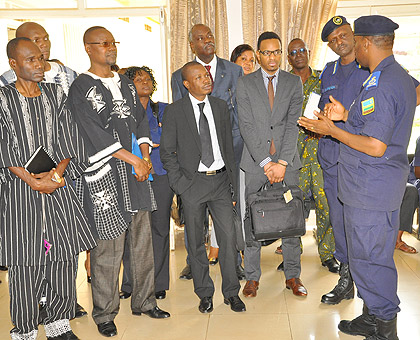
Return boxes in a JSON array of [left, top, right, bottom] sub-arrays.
[[198, 166, 226, 176]]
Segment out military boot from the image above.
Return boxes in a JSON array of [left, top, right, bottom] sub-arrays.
[[321, 262, 354, 305], [339, 304, 377, 337], [364, 316, 398, 340]]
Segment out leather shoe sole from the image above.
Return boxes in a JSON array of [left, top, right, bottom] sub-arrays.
[[322, 258, 340, 273], [179, 265, 192, 280], [97, 321, 117, 337], [74, 303, 87, 318], [133, 306, 170, 318], [47, 330, 79, 340], [224, 296, 246, 312], [119, 291, 131, 299], [155, 290, 166, 299], [199, 297, 213, 313]]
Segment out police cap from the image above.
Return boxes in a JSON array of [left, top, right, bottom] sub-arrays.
[[321, 16, 349, 42], [354, 15, 399, 36]]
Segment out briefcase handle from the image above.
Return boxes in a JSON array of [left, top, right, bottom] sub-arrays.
[[260, 180, 287, 192]]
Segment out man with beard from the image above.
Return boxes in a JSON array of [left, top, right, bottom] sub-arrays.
[[171, 24, 245, 281], [298, 15, 416, 340], [285, 38, 337, 273], [0, 37, 96, 340], [68, 26, 169, 338]]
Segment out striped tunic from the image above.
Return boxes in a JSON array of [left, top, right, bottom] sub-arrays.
[[0, 83, 96, 266], [0, 62, 78, 95]]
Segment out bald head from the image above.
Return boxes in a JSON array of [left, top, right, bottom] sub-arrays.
[[83, 26, 107, 44], [16, 22, 51, 60]]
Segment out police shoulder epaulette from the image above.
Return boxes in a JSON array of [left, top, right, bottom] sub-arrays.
[[319, 61, 334, 80], [363, 71, 381, 91]]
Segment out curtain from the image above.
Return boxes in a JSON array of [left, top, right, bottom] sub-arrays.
[[241, 0, 338, 70], [169, 0, 229, 74]]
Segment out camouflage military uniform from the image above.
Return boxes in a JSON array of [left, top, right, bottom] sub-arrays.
[[293, 68, 336, 262]]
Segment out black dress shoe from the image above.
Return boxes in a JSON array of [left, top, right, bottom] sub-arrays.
[[198, 296, 213, 313], [155, 290, 166, 299], [179, 264, 192, 280], [47, 330, 79, 340], [209, 257, 219, 265], [87, 275, 91, 283], [74, 303, 88, 318], [224, 295, 246, 312], [236, 264, 246, 280], [322, 257, 340, 273], [277, 262, 284, 271], [0, 265, 7, 271], [133, 306, 170, 318], [97, 321, 117, 337], [119, 291, 131, 299]]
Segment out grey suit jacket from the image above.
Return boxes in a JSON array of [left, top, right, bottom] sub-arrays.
[[237, 68, 303, 176], [160, 95, 237, 200], [171, 57, 243, 148]]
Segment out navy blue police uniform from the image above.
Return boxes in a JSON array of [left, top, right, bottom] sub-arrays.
[[318, 59, 370, 264], [338, 55, 416, 320]]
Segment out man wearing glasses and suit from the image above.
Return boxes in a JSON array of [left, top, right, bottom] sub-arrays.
[[237, 31, 307, 298]]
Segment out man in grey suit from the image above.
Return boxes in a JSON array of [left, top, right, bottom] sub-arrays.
[[171, 24, 245, 280], [237, 32, 307, 297], [160, 61, 246, 313]]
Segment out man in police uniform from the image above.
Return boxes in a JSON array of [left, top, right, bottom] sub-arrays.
[[298, 15, 416, 340], [317, 15, 371, 305]]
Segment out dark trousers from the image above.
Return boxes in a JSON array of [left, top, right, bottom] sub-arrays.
[[8, 259, 76, 337], [323, 165, 347, 264], [182, 171, 240, 299], [91, 210, 156, 324], [399, 183, 419, 232], [344, 205, 400, 320], [243, 170, 301, 281], [121, 175, 173, 293]]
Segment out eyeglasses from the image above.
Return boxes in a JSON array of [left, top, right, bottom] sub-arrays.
[[289, 47, 307, 57], [259, 49, 282, 57], [86, 41, 120, 48]]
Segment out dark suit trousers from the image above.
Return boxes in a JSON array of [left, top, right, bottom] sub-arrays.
[[243, 170, 302, 281], [400, 183, 419, 232], [182, 171, 240, 299]]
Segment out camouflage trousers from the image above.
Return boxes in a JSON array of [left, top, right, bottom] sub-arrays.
[[299, 162, 336, 262]]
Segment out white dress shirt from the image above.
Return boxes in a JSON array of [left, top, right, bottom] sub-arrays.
[[196, 56, 218, 80], [189, 93, 225, 171]]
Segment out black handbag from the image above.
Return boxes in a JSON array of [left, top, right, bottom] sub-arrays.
[[247, 182, 306, 241]]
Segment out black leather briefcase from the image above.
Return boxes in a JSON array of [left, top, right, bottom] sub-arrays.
[[248, 182, 306, 241]]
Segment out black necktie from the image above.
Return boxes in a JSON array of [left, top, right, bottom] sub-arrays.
[[198, 102, 214, 167]]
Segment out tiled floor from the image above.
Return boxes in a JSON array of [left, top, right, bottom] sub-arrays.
[[0, 215, 420, 339]]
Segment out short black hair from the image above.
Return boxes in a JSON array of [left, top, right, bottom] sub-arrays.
[[124, 66, 157, 95], [181, 61, 201, 82], [7, 37, 31, 59], [83, 26, 106, 44], [230, 44, 255, 63], [257, 31, 282, 51]]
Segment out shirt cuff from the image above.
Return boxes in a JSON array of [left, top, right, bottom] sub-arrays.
[[259, 157, 272, 168]]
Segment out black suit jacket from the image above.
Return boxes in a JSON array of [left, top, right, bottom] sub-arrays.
[[160, 95, 237, 201]]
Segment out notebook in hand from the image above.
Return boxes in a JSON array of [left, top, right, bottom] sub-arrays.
[[24, 146, 56, 174]]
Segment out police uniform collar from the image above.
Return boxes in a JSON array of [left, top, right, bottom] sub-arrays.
[[371, 55, 395, 73]]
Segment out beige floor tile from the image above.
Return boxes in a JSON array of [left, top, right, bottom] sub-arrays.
[[206, 314, 292, 340], [1, 214, 420, 339]]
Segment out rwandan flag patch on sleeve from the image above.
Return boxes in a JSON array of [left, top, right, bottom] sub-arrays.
[[361, 97, 375, 115]]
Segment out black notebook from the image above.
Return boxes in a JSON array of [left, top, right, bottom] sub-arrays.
[[24, 146, 56, 174]]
